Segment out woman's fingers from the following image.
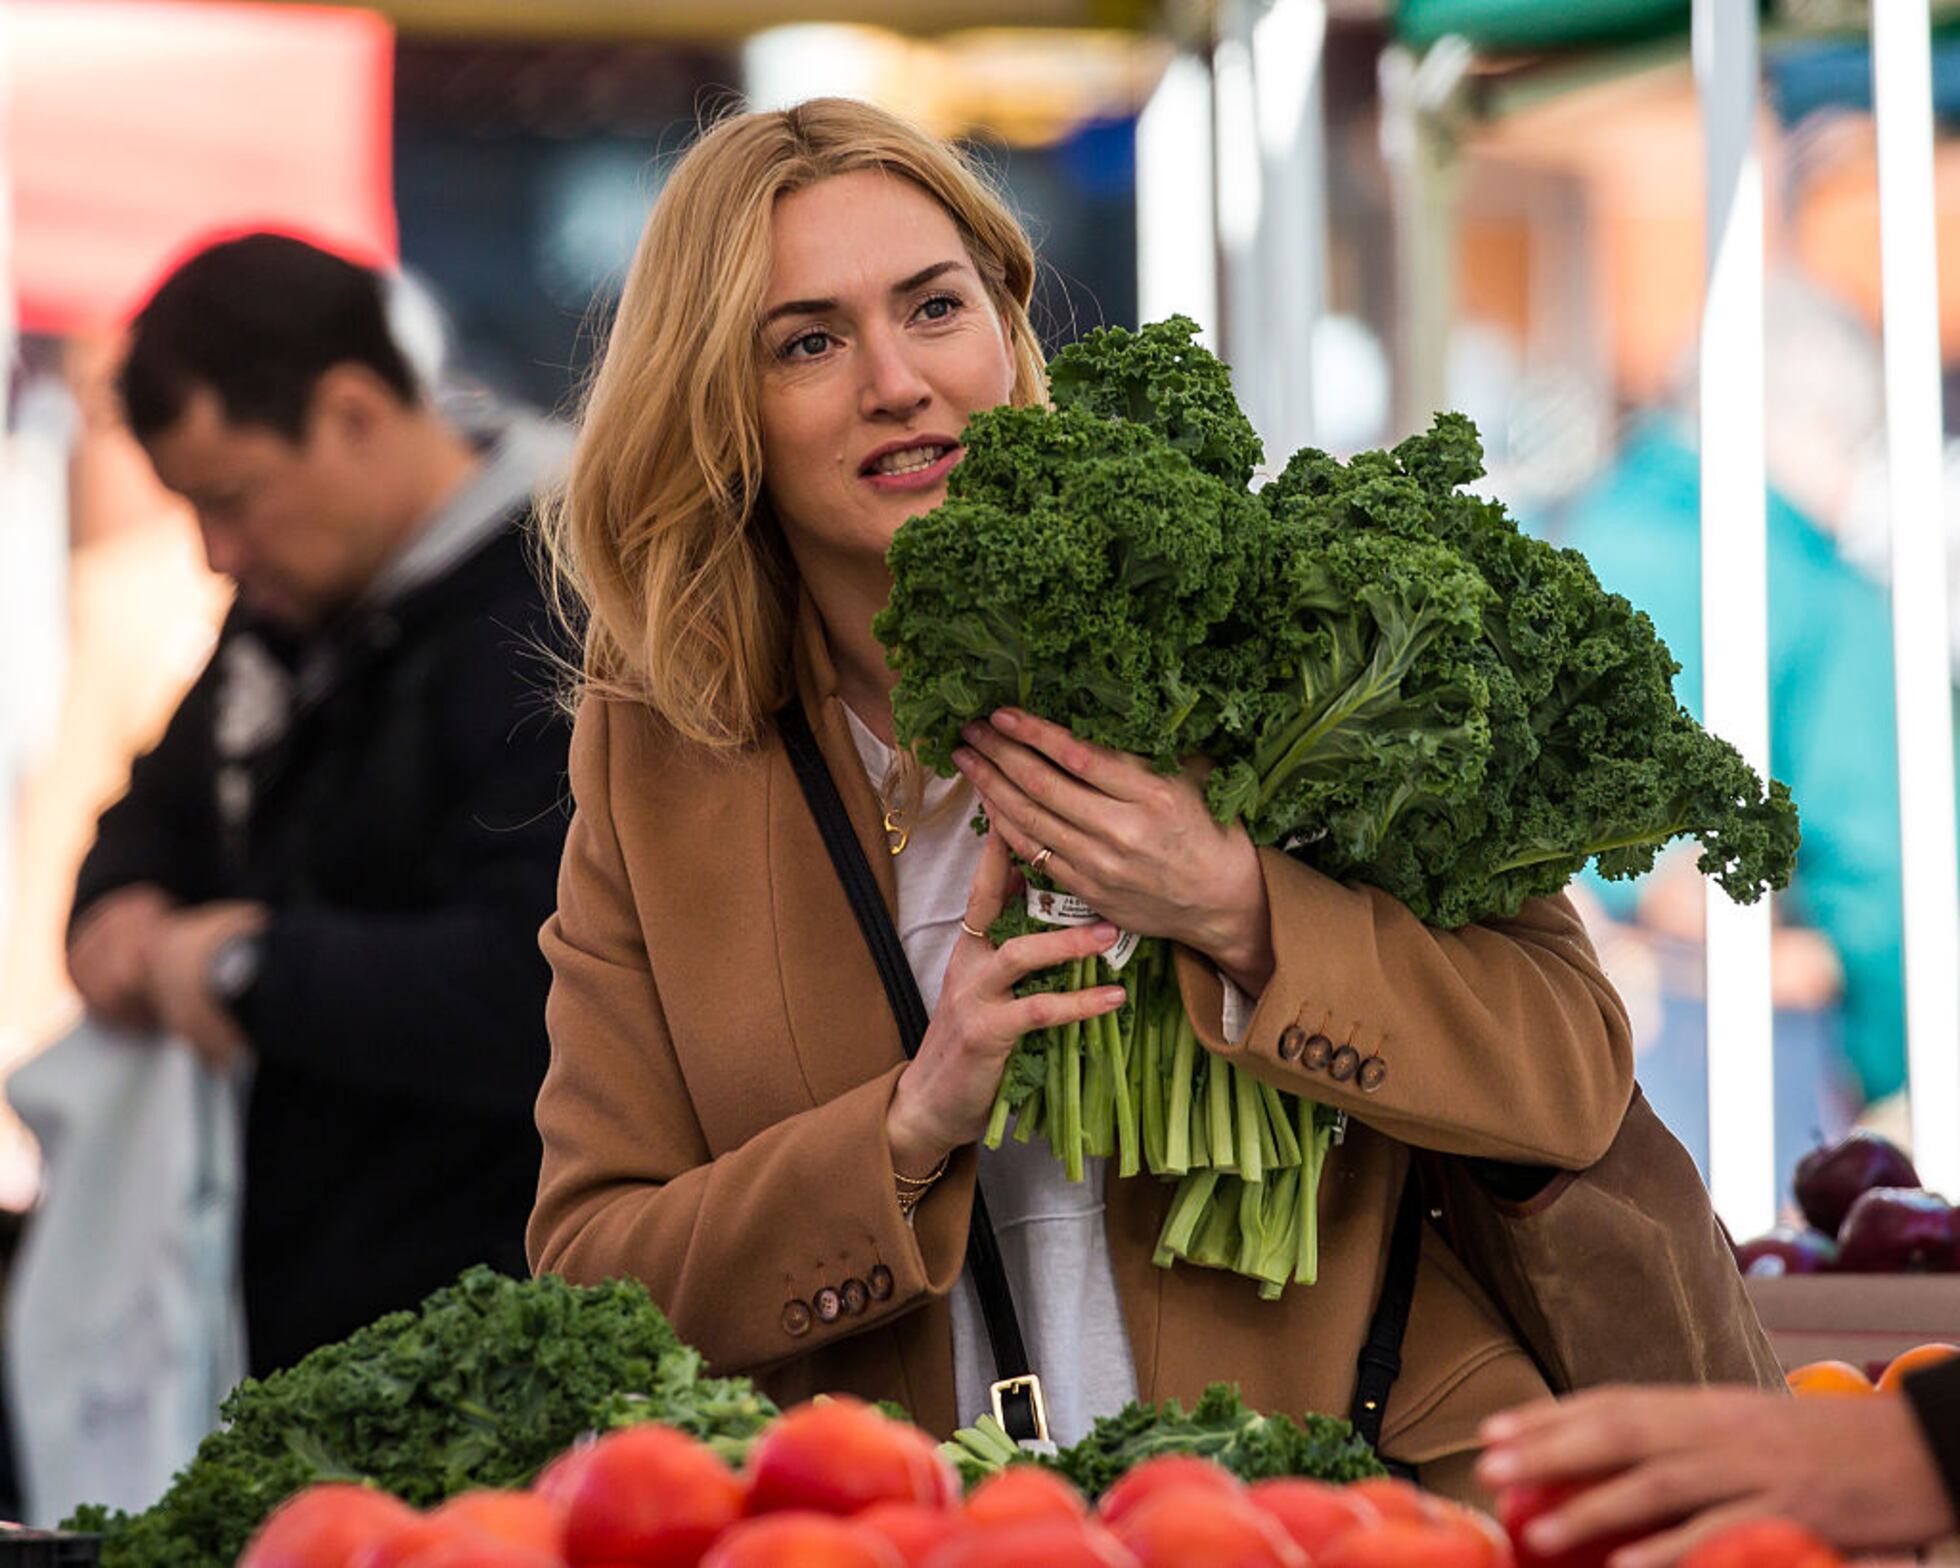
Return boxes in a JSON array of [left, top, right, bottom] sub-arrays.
[[1005, 980, 1128, 1038], [989, 708, 1154, 801], [956, 750, 1096, 876], [962, 820, 1015, 938], [993, 919, 1117, 984]]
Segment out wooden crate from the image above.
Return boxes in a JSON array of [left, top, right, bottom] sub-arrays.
[[1746, 1275, 1960, 1377]]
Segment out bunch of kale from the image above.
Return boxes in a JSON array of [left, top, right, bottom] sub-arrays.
[[875, 316, 1797, 1297], [68, 1268, 777, 1568], [943, 1383, 1385, 1494]]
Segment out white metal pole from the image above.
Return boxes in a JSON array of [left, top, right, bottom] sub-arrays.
[[1137, 53, 1221, 350], [1874, 0, 1960, 1195], [1214, 0, 1268, 442], [1251, 0, 1327, 457], [1694, 0, 1777, 1235]]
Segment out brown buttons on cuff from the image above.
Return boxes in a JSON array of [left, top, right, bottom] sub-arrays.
[[1357, 1055, 1388, 1092], [1328, 1045, 1361, 1082], [1302, 1034, 1334, 1071], [868, 1265, 894, 1301], [814, 1286, 844, 1323], [840, 1278, 870, 1316], [781, 1299, 813, 1337], [1277, 1025, 1307, 1062]]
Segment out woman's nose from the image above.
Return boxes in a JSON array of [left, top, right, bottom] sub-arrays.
[[858, 328, 931, 420]]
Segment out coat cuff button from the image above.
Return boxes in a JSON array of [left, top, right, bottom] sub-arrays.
[[814, 1286, 844, 1323], [840, 1277, 870, 1315], [1328, 1044, 1361, 1082], [1303, 1033, 1334, 1071], [1357, 1055, 1388, 1092], [868, 1265, 894, 1301], [1277, 1025, 1307, 1061], [781, 1299, 813, 1337]]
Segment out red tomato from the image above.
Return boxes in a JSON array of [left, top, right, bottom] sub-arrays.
[[1346, 1477, 1443, 1523], [533, 1446, 599, 1516], [1322, 1519, 1498, 1568], [1680, 1520, 1843, 1568], [559, 1424, 746, 1568], [1109, 1484, 1307, 1568], [354, 1517, 487, 1568], [853, 1502, 966, 1567], [431, 1493, 564, 1554], [1246, 1478, 1381, 1555], [700, 1512, 904, 1568], [923, 1519, 1139, 1568], [1095, 1456, 1246, 1529], [397, 1541, 565, 1568], [1498, 1480, 1652, 1568], [241, 1484, 420, 1568], [962, 1467, 1087, 1529], [743, 1399, 957, 1518]]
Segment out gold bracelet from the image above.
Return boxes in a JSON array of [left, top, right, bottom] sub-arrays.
[[892, 1152, 949, 1191]]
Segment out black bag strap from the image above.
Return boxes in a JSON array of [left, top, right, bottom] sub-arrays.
[[777, 701, 1042, 1443], [1348, 1167, 1423, 1472]]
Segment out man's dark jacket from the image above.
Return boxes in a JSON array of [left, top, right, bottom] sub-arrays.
[[71, 515, 569, 1376]]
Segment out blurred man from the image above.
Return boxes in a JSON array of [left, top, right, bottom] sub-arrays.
[[65, 233, 571, 1375]]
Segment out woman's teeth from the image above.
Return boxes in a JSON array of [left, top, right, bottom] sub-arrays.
[[874, 446, 948, 476]]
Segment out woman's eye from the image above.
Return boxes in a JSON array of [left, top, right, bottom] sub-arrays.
[[783, 330, 832, 360], [918, 294, 960, 322]]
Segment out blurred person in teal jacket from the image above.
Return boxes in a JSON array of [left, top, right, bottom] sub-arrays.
[[1551, 277, 1913, 1123]]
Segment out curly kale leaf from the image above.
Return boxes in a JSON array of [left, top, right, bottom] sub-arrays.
[[1047, 316, 1264, 489], [74, 1269, 772, 1568], [1046, 1384, 1385, 1498], [878, 405, 1251, 775]]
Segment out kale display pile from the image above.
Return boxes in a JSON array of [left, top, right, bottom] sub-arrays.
[[944, 1383, 1386, 1495], [876, 316, 1799, 1296], [67, 1268, 777, 1568]]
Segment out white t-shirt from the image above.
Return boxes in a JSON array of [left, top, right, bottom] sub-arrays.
[[844, 708, 1140, 1445]]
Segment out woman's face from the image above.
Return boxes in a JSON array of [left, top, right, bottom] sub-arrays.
[[757, 170, 1017, 580]]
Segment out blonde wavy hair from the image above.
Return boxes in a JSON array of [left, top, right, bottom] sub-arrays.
[[543, 97, 1048, 750]]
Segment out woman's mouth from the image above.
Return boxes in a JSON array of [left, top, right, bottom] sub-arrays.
[[860, 442, 961, 493]]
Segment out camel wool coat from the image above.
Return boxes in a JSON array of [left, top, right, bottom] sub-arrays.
[[529, 609, 1638, 1500]]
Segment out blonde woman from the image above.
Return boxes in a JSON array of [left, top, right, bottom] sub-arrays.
[[529, 97, 1635, 1502]]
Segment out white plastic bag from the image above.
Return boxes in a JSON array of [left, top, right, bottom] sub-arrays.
[[3, 1018, 246, 1525]]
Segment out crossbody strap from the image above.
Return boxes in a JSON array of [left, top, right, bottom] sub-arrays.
[[1348, 1167, 1423, 1470], [777, 701, 1042, 1443]]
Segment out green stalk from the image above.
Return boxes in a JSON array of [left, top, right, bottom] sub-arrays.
[[1295, 1099, 1328, 1286], [1192, 1175, 1242, 1268], [1062, 959, 1086, 1183], [1154, 1168, 1221, 1267], [1163, 1007, 1197, 1174], [1108, 1000, 1140, 1178], [1234, 1065, 1264, 1184], [1207, 1049, 1237, 1173], [1013, 1084, 1044, 1144], [984, 1084, 1014, 1150], [1262, 1082, 1302, 1167], [1236, 1167, 1265, 1273], [1140, 989, 1167, 1174], [1189, 1072, 1211, 1167], [1043, 1028, 1064, 1154]]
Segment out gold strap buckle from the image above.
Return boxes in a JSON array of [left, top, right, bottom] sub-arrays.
[[989, 1374, 1051, 1445]]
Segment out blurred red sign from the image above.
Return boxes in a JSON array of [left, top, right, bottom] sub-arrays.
[[9, 0, 397, 335]]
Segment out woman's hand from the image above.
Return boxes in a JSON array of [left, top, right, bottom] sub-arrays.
[[1476, 1386, 1957, 1564], [886, 828, 1128, 1176], [952, 708, 1276, 994]]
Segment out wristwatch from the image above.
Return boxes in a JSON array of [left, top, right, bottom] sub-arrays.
[[206, 930, 265, 1012]]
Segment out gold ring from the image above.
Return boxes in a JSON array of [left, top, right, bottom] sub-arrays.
[[1029, 846, 1055, 875], [959, 918, 988, 940]]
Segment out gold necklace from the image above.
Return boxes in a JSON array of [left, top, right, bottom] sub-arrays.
[[881, 802, 909, 857]]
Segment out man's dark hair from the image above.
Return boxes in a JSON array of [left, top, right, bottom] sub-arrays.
[[119, 232, 419, 443]]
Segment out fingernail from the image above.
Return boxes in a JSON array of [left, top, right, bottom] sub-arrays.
[[962, 722, 985, 742], [1478, 1450, 1517, 1484], [993, 708, 1022, 728], [1091, 923, 1118, 942], [952, 749, 975, 771], [1526, 1518, 1567, 1552], [1104, 988, 1127, 1003], [1481, 1412, 1519, 1442]]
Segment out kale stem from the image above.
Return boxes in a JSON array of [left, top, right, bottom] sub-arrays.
[[1207, 1049, 1237, 1173], [1163, 1007, 1196, 1174], [1490, 819, 1696, 874], [1234, 1065, 1264, 1184], [1262, 1082, 1302, 1167], [1063, 958, 1086, 1183]]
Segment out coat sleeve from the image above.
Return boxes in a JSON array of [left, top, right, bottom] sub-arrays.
[[70, 653, 225, 926], [239, 607, 569, 1118], [1174, 848, 1634, 1168], [527, 698, 974, 1378]]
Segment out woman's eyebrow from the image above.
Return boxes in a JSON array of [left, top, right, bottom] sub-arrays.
[[761, 259, 969, 327]]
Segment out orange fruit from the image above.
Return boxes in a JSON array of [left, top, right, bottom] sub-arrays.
[[1786, 1359, 1875, 1396], [1877, 1342, 1960, 1393]]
